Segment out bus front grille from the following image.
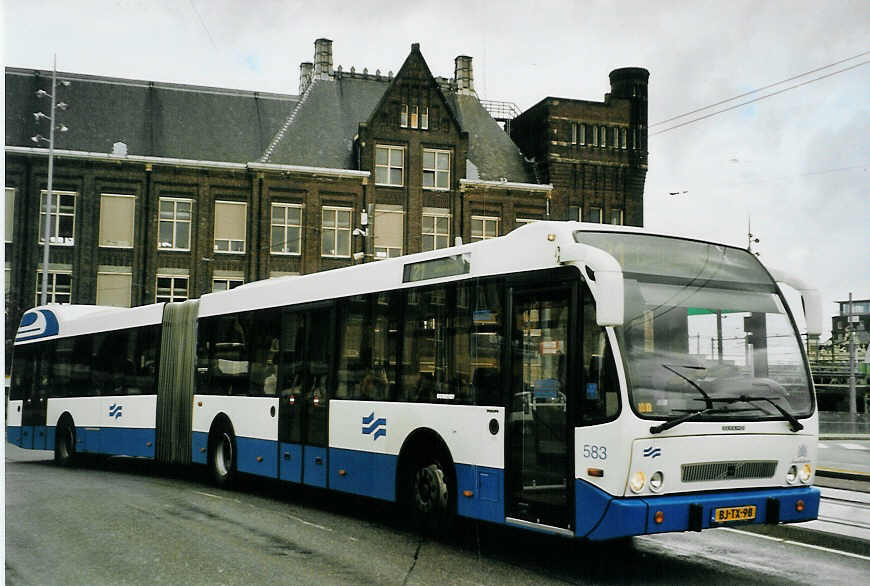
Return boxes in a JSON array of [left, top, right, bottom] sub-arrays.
[[681, 460, 777, 482]]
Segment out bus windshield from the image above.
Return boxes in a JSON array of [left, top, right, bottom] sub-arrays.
[[574, 232, 812, 421]]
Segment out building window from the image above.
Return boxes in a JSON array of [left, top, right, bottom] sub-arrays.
[[410, 105, 419, 129], [571, 123, 577, 145], [592, 126, 599, 147], [99, 194, 135, 248], [579, 123, 586, 146], [632, 128, 637, 149], [375, 145, 404, 187], [374, 204, 404, 259], [609, 208, 624, 225], [621, 128, 627, 150], [35, 271, 71, 305], [271, 203, 302, 254], [158, 197, 193, 250], [587, 207, 602, 223], [600, 125, 607, 148], [422, 208, 450, 251], [214, 201, 247, 253], [400, 104, 408, 128], [213, 278, 244, 292], [39, 190, 76, 246], [471, 216, 499, 241], [421, 107, 429, 130], [423, 149, 450, 190], [321, 206, 352, 257], [4, 265, 10, 295], [156, 275, 188, 303], [96, 272, 132, 307], [5, 187, 14, 243]]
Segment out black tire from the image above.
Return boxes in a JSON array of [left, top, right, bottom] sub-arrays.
[[54, 418, 77, 467], [209, 426, 236, 488], [404, 450, 455, 536]]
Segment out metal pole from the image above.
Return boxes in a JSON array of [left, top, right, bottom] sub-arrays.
[[848, 292, 857, 416], [40, 55, 58, 306]]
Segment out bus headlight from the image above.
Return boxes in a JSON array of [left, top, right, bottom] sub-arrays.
[[786, 465, 798, 484], [649, 471, 664, 492], [798, 464, 812, 483], [629, 471, 646, 493]]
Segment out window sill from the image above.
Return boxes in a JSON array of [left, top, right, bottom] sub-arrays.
[[374, 183, 405, 189], [422, 187, 451, 192], [321, 255, 351, 259], [214, 251, 247, 255], [99, 244, 135, 249], [270, 251, 302, 256], [158, 248, 192, 252]]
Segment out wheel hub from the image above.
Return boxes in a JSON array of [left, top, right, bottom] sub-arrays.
[[414, 463, 448, 513]]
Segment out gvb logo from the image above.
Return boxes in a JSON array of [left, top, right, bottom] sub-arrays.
[[361, 412, 386, 440], [108, 403, 123, 419], [642, 446, 661, 458]]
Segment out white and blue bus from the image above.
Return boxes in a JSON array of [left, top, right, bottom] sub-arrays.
[[8, 221, 823, 540]]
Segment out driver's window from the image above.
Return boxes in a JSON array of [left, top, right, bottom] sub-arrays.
[[579, 288, 620, 425]]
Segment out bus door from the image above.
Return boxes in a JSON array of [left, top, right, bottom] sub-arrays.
[[507, 285, 575, 532], [20, 343, 51, 450], [277, 304, 334, 487]]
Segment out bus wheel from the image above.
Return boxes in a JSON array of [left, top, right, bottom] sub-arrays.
[[55, 418, 77, 467], [210, 428, 236, 488], [407, 455, 454, 535]]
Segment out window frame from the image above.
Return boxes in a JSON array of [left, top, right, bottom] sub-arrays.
[[608, 208, 624, 225], [375, 145, 405, 187], [212, 278, 244, 292], [400, 104, 408, 128], [422, 148, 451, 191], [38, 189, 76, 247], [471, 215, 499, 242], [373, 205, 404, 260], [600, 125, 607, 148], [158, 197, 194, 251], [155, 274, 189, 303], [620, 127, 627, 150], [270, 202, 303, 255], [213, 200, 247, 254], [321, 205, 353, 258], [5, 187, 15, 243], [35, 270, 72, 305], [422, 209, 451, 252], [587, 207, 603, 223], [98, 193, 136, 249], [421, 107, 429, 130], [96, 271, 133, 307]]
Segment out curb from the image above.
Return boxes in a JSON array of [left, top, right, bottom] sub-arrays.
[[816, 467, 870, 482], [739, 523, 870, 557]]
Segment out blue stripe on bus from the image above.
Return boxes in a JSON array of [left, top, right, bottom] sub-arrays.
[[236, 436, 278, 478], [72, 427, 156, 458], [303, 446, 327, 488], [576, 479, 822, 541], [279, 443, 303, 483], [455, 464, 504, 523], [192, 431, 209, 464], [6, 426, 22, 446], [328, 447, 397, 501]]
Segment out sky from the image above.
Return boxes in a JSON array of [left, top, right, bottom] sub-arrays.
[[3, 0, 869, 341]]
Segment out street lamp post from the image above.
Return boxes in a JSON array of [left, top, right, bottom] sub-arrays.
[[33, 56, 69, 306]]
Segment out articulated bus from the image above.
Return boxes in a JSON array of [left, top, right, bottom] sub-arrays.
[[8, 221, 823, 540]]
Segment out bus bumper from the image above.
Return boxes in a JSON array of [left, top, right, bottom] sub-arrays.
[[576, 480, 820, 541]]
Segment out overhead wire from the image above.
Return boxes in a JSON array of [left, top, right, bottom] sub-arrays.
[[651, 59, 870, 136], [651, 49, 870, 127]]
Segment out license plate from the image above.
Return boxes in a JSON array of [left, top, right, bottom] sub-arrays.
[[713, 505, 756, 523]]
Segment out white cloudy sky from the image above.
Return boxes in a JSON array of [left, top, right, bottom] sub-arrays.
[[3, 0, 868, 339]]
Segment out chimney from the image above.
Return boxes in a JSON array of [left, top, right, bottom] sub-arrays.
[[454, 55, 474, 94], [313, 38, 333, 79], [299, 61, 313, 93]]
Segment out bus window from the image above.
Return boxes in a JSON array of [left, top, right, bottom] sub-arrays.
[[249, 309, 281, 396], [579, 288, 620, 425], [10, 344, 36, 402], [201, 314, 250, 396], [403, 285, 452, 403], [469, 280, 504, 406]]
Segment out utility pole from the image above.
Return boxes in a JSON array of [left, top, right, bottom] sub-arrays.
[[848, 292, 857, 416]]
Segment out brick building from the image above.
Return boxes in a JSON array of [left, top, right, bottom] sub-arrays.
[[4, 39, 649, 364]]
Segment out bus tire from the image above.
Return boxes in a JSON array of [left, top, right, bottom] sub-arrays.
[[54, 416, 77, 467], [209, 424, 237, 488], [403, 447, 455, 536]]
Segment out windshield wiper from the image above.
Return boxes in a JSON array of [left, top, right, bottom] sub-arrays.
[[661, 364, 712, 408], [650, 406, 725, 434], [707, 395, 804, 432]]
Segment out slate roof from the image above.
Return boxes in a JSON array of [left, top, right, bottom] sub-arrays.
[[5, 66, 536, 183], [5, 67, 298, 163]]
